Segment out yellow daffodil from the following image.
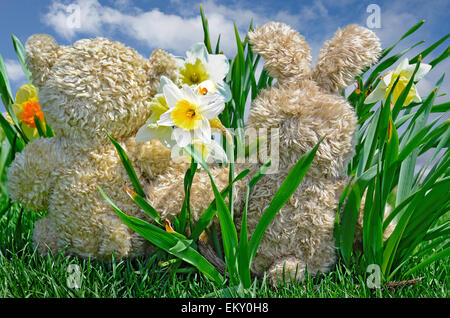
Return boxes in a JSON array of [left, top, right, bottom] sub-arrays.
[[177, 43, 231, 102], [157, 77, 225, 148], [136, 77, 228, 149], [136, 91, 174, 147], [365, 58, 432, 106], [12, 84, 45, 141]]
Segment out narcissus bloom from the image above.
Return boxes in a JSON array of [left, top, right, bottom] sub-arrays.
[[12, 84, 45, 140], [157, 77, 225, 147], [136, 76, 228, 151], [177, 43, 231, 102], [136, 91, 174, 147], [365, 58, 432, 106]]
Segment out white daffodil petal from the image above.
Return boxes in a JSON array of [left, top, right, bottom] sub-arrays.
[[199, 95, 225, 119], [382, 71, 393, 87], [158, 76, 173, 94], [194, 116, 212, 144], [207, 54, 229, 82], [186, 42, 209, 64], [207, 140, 228, 164], [396, 58, 410, 73], [172, 127, 193, 147], [163, 80, 184, 108], [414, 63, 432, 82], [401, 67, 415, 79], [181, 85, 200, 104], [412, 86, 422, 103], [365, 85, 385, 104], [157, 109, 174, 126], [216, 81, 232, 102], [136, 124, 173, 146]]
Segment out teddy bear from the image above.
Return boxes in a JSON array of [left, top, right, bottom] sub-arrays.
[[229, 22, 382, 283], [6, 34, 191, 259]]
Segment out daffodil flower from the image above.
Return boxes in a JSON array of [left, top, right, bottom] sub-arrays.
[[157, 77, 225, 147], [136, 91, 174, 147], [365, 58, 431, 106], [171, 138, 228, 164], [177, 43, 231, 102], [12, 84, 45, 141]]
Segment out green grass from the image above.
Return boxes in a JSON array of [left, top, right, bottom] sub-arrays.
[[0, 195, 447, 298]]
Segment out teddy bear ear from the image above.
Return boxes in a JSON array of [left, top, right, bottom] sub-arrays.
[[147, 49, 179, 95], [25, 34, 60, 88], [248, 22, 312, 84], [313, 25, 381, 93]]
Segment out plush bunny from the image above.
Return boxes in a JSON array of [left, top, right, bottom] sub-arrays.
[[233, 22, 382, 283]]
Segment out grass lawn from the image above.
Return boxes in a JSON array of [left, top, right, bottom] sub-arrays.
[[0, 196, 448, 298]]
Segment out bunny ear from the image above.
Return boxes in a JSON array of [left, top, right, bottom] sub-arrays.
[[25, 34, 60, 88], [313, 25, 381, 93], [249, 22, 312, 84]]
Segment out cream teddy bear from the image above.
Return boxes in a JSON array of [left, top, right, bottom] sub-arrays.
[[232, 22, 381, 283], [7, 34, 184, 259]]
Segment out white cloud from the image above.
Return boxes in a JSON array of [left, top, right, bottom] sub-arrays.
[[42, 0, 262, 55], [44, 0, 104, 39], [42, 0, 449, 104], [42, 0, 319, 56], [4, 59, 26, 84]]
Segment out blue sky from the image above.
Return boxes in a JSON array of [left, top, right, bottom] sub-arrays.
[[0, 0, 449, 103]]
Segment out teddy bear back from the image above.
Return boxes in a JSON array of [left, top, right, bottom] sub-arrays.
[[25, 34, 177, 145]]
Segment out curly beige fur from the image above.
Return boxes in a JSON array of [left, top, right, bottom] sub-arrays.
[[7, 35, 181, 259], [231, 22, 382, 284]]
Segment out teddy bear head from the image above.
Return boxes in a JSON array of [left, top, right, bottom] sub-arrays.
[[246, 22, 381, 177], [25, 34, 178, 143]]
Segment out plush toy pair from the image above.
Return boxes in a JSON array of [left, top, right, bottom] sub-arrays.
[[7, 22, 381, 283]]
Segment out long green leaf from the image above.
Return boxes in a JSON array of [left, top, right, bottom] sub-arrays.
[[125, 186, 161, 225], [378, 20, 425, 60], [396, 75, 441, 207], [190, 168, 250, 242], [238, 160, 271, 288], [0, 53, 14, 107], [429, 46, 450, 68], [98, 186, 224, 285], [184, 146, 239, 284], [106, 131, 145, 198], [11, 34, 32, 83], [199, 4, 212, 54], [365, 41, 424, 87], [410, 33, 450, 64]]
